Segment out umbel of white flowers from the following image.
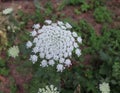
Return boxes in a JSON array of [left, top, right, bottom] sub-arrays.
[[2, 8, 13, 15], [26, 20, 82, 72], [38, 85, 59, 93], [99, 82, 110, 93]]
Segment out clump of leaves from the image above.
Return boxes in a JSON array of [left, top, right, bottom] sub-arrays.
[[74, 2, 90, 14], [9, 77, 17, 93], [66, 0, 85, 5], [94, 6, 112, 23], [75, 19, 120, 93], [58, 0, 85, 11], [81, 2, 90, 12], [0, 58, 9, 76], [90, 0, 106, 9], [112, 62, 120, 81], [29, 67, 60, 93], [44, 1, 53, 16]]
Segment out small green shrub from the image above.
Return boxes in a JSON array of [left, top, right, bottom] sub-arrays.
[[90, 0, 106, 9], [94, 6, 112, 23], [81, 2, 90, 12], [58, 0, 85, 10]]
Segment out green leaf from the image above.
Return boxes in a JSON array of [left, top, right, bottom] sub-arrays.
[[99, 50, 109, 61], [34, 0, 41, 9]]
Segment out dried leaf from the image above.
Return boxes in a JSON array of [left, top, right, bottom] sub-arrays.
[[74, 84, 81, 93]]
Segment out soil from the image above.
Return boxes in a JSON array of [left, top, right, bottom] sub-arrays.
[[0, 0, 120, 93]]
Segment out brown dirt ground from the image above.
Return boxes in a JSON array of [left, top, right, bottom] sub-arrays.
[[0, 0, 120, 93]]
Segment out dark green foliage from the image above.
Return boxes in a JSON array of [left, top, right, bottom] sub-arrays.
[[112, 62, 120, 81], [29, 67, 61, 93], [0, 67, 9, 76], [32, 9, 45, 23], [90, 0, 106, 9], [76, 19, 120, 92], [65, 0, 85, 5], [0, 58, 9, 76], [94, 6, 112, 23], [81, 2, 90, 12], [61, 65, 99, 93], [58, 0, 85, 11], [9, 77, 17, 93], [44, 2, 53, 16]]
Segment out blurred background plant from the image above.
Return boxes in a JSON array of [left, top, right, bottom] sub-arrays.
[[0, 57, 9, 77], [94, 6, 112, 23]]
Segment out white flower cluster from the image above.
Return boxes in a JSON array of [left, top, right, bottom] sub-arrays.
[[38, 85, 59, 93], [8, 45, 19, 58], [26, 20, 82, 72], [2, 8, 13, 15], [99, 82, 110, 93]]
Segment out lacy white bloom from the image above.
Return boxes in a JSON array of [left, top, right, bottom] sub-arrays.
[[26, 21, 82, 72], [99, 82, 110, 93], [38, 85, 59, 93], [30, 55, 38, 64], [8, 46, 19, 58], [33, 24, 40, 29], [26, 41, 32, 48], [2, 8, 13, 15]]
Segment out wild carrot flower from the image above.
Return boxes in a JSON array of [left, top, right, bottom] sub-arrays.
[[38, 85, 59, 93], [99, 82, 110, 93], [26, 20, 82, 72], [8, 46, 19, 58]]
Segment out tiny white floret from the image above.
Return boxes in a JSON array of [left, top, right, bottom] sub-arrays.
[[65, 59, 72, 67], [26, 41, 32, 48], [45, 20, 52, 24], [77, 37, 82, 43], [65, 23, 72, 29], [57, 64, 64, 72], [57, 21, 64, 26], [48, 60, 55, 66], [75, 49, 81, 57], [30, 55, 38, 64], [31, 30, 37, 37], [33, 24, 40, 29], [72, 32, 78, 37], [41, 60, 48, 67]]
